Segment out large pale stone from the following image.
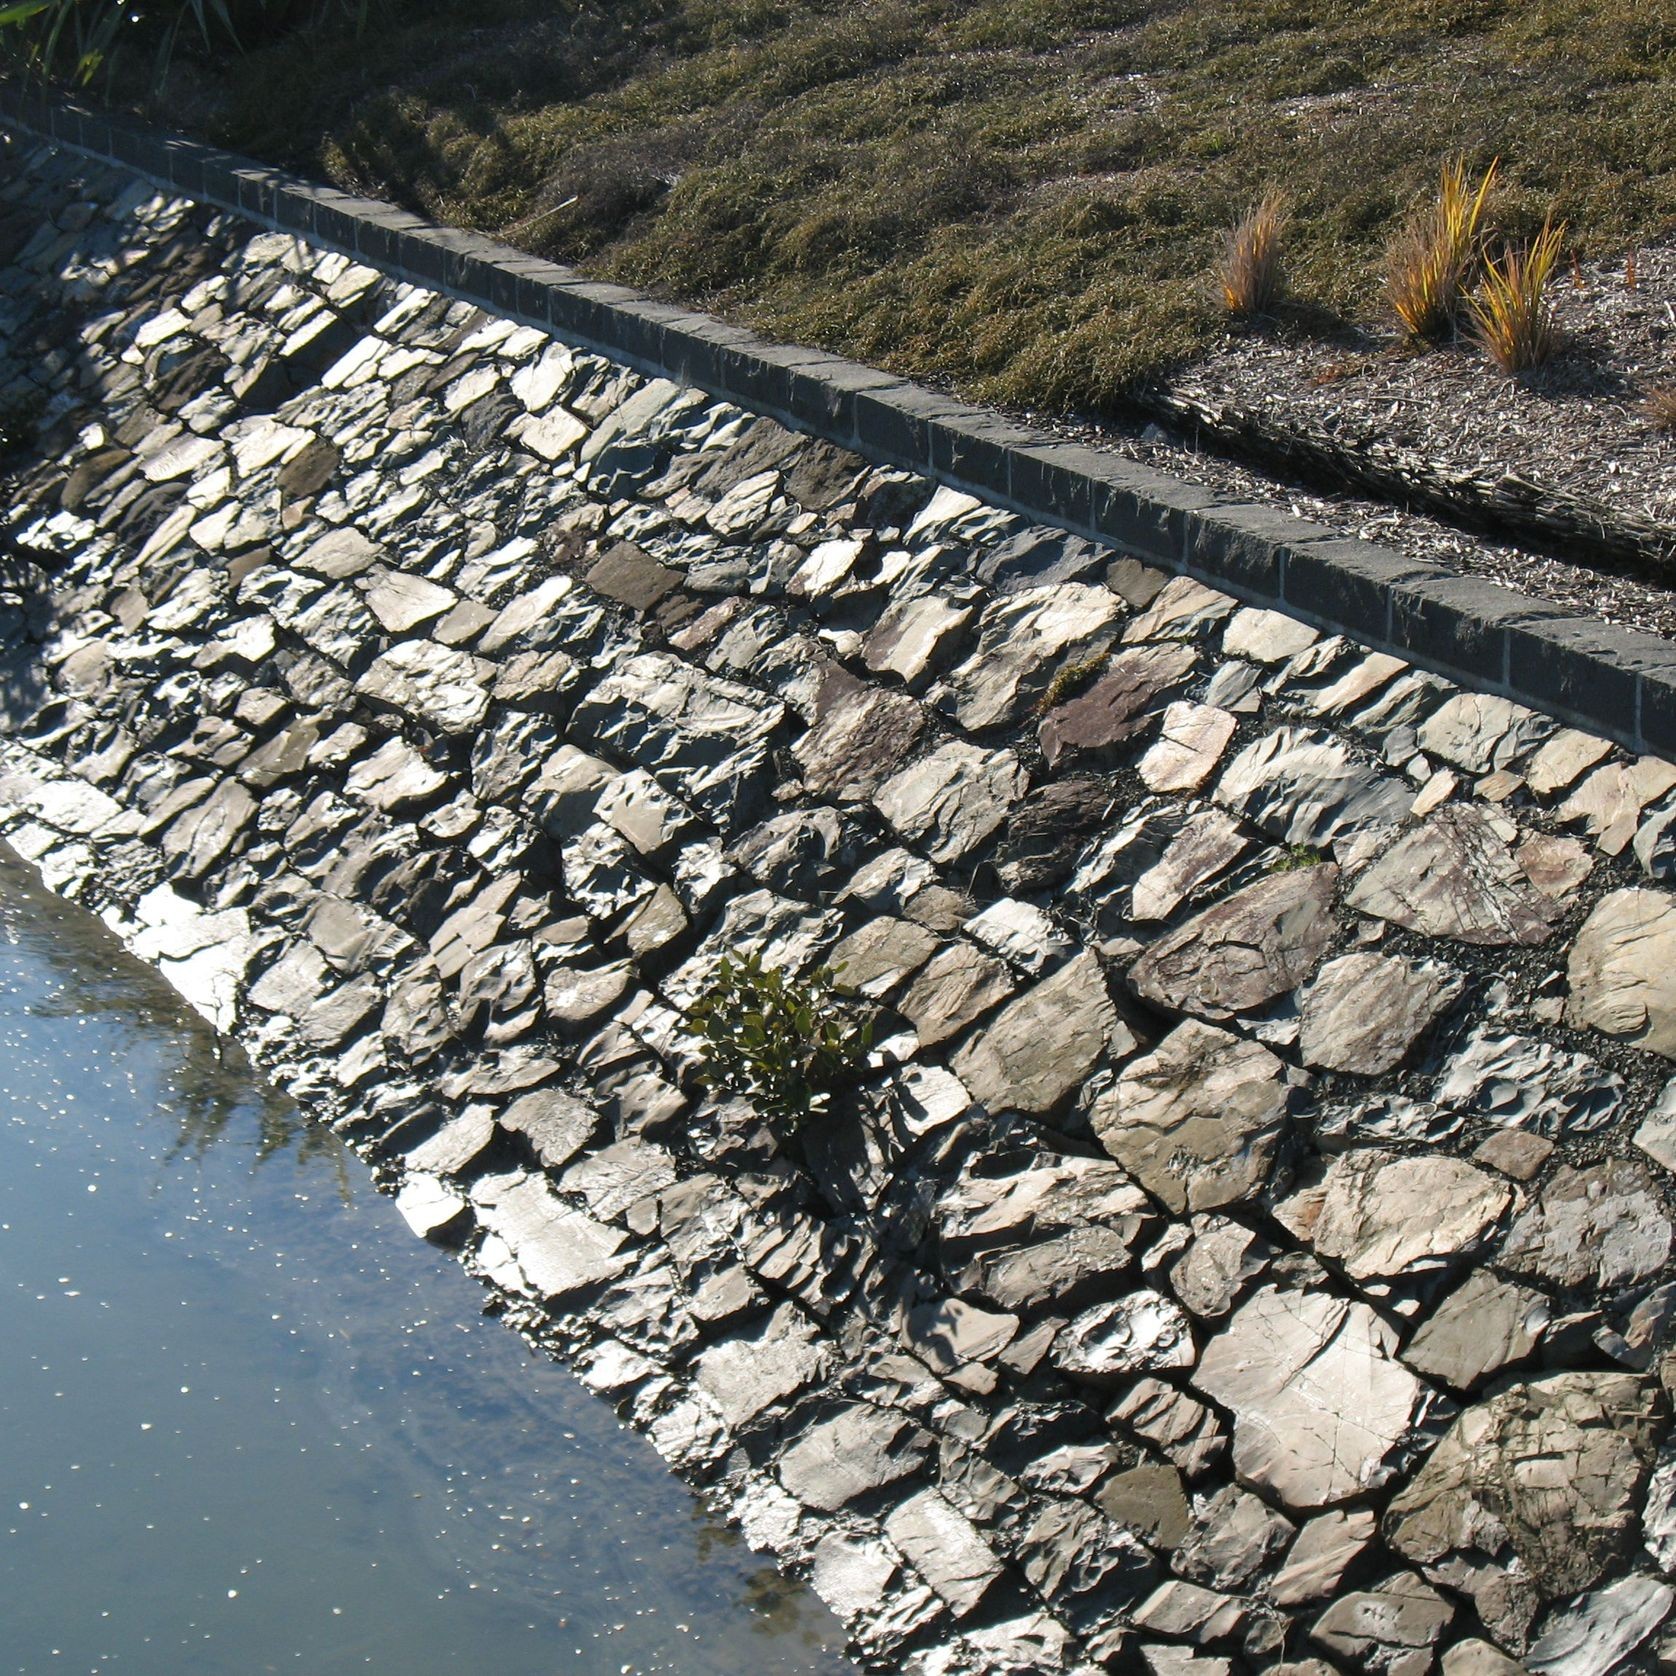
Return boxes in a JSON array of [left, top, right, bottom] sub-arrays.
[[1128, 865, 1340, 1020], [1499, 1159, 1673, 1293], [1091, 1020, 1290, 1213], [882, 1490, 1003, 1618], [1402, 1271, 1550, 1392], [1194, 1286, 1440, 1510], [1215, 725, 1411, 848], [1298, 952, 1461, 1074], [932, 582, 1122, 731], [777, 1403, 931, 1512], [1385, 1372, 1663, 1648], [356, 639, 494, 732], [1347, 806, 1559, 945], [1567, 886, 1676, 1056], [1281, 1149, 1511, 1282], [873, 741, 1028, 863], [949, 951, 1129, 1114]]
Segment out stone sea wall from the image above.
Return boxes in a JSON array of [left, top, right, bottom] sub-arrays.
[[6, 136, 1676, 1675]]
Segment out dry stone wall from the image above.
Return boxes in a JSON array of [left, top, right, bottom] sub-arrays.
[[7, 137, 1676, 1676]]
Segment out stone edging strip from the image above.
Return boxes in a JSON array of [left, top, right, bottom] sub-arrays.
[[5, 84, 1676, 759]]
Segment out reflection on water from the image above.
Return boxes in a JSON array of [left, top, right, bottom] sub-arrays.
[[0, 845, 850, 1676]]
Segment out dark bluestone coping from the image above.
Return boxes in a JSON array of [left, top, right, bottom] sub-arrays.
[[7, 85, 1676, 759]]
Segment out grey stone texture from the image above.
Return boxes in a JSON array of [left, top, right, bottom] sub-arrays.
[[3, 132, 1676, 1676]]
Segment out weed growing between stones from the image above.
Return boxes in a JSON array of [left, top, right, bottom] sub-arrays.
[[680, 952, 874, 1134], [1269, 842, 1326, 872], [1035, 651, 1110, 715]]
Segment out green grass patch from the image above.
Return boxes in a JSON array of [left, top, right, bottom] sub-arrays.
[[109, 0, 1676, 412]]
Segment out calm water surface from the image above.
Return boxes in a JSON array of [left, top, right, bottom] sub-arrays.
[[0, 846, 849, 1676]]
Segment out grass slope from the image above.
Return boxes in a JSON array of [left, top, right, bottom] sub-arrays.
[[144, 0, 1676, 415]]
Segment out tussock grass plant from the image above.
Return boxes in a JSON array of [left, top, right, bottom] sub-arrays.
[[57, 0, 1676, 412], [1387, 157, 1498, 341], [1646, 386, 1676, 435], [1220, 192, 1288, 319], [1469, 218, 1567, 374]]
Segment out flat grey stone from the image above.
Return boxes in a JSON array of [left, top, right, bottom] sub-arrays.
[[1567, 886, 1676, 1057], [932, 582, 1122, 732], [830, 917, 939, 999], [1385, 1372, 1663, 1648], [1402, 1270, 1550, 1392], [1013, 1496, 1155, 1627], [1129, 1578, 1245, 1642], [498, 1086, 597, 1169], [1270, 1508, 1377, 1607], [1168, 1216, 1272, 1321], [777, 1402, 931, 1512], [560, 1138, 677, 1223], [1634, 1077, 1676, 1174], [1194, 1285, 1441, 1510], [1091, 1020, 1290, 1214], [470, 1169, 632, 1300], [1500, 1159, 1673, 1293], [907, 1296, 1019, 1376], [356, 639, 494, 733], [863, 594, 973, 690], [1215, 725, 1411, 848], [950, 951, 1128, 1114], [159, 778, 256, 878], [404, 1108, 496, 1177], [1298, 952, 1462, 1074], [1094, 1463, 1191, 1551], [691, 1303, 829, 1429], [1172, 1484, 1294, 1593], [873, 740, 1028, 863], [1109, 1378, 1227, 1481], [293, 524, 382, 580], [1418, 692, 1549, 774], [1137, 701, 1238, 794], [1128, 865, 1340, 1021], [1128, 807, 1255, 926], [359, 567, 456, 632], [1347, 806, 1560, 945], [1278, 1148, 1510, 1283], [1434, 1028, 1624, 1135], [1310, 1573, 1453, 1673], [882, 1489, 1003, 1619]]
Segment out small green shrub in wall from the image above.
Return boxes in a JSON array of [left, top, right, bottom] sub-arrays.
[[680, 951, 873, 1132]]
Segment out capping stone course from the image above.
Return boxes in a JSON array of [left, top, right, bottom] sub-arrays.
[[4, 86, 1676, 759], [9, 129, 1676, 1676]]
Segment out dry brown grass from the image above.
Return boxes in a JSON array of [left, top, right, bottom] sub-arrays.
[[1387, 157, 1498, 342], [1220, 192, 1288, 320], [1468, 218, 1567, 374], [1646, 386, 1676, 434]]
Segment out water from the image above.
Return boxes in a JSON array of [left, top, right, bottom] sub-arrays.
[[0, 846, 850, 1676]]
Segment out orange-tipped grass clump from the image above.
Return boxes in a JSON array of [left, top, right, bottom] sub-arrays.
[[1220, 192, 1288, 319], [1387, 157, 1499, 341], [1469, 218, 1567, 374], [1646, 386, 1676, 434]]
